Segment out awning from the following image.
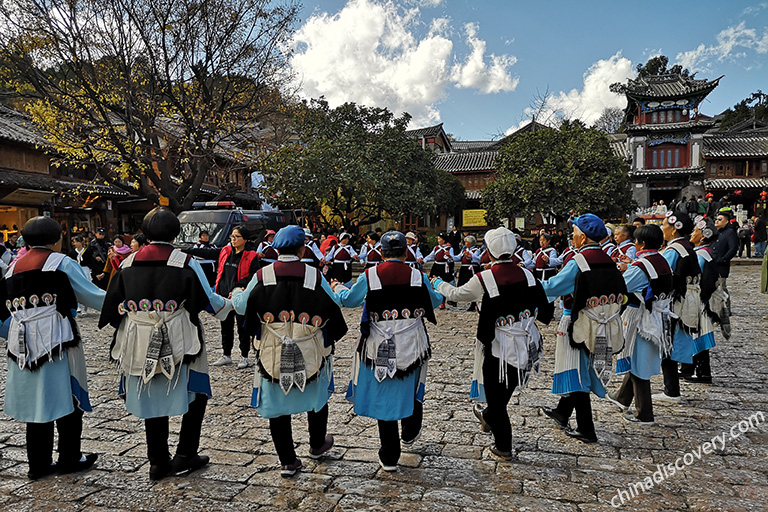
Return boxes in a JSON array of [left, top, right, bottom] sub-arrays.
[[704, 178, 768, 190], [0, 188, 55, 205]]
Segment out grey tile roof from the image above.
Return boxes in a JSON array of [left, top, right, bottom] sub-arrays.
[[405, 123, 444, 138], [435, 151, 498, 173], [0, 105, 49, 147], [625, 119, 716, 132], [607, 134, 629, 159], [629, 166, 705, 177], [703, 133, 768, 158], [705, 178, 768, 189], [618, 74, 722, 99], [0, 167, 130, 197], [451, 140, 498, 152]]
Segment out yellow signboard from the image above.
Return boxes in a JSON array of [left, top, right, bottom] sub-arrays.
[[158, 196, 170, 207], [462, 209, 487, 227]]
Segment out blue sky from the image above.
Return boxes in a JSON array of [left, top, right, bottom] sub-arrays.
[[289, 0, 768, 140]]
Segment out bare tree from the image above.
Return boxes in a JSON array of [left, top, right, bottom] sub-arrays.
[[0, 0, 299, 212], [592, 106, 624, 134]]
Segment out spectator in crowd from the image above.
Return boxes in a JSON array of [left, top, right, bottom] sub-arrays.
[[753, 216, 767, 258]]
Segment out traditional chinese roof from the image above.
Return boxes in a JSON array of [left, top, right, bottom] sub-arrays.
[[616, 74, 722, 100], [705, 178, 768, 189], [0, 105, 50, 147], [0, 168, 130, 197], [405, 123, 445, 138], [629, 166, 705, 178], [435, 151, 497, 174], [625, 119, 716, 132], [451, 140, 498, 152], [703, 133, 768, 158]]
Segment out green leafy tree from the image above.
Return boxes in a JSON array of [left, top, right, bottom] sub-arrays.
[[482, 120, 635, 223], [718, 91, 768, 131], [0, 0, 298, 213], [258, 99, 461, 231], [635, 55, 690, 78]]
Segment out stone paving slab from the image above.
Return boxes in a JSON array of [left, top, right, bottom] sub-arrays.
[[0, 266, 766, 511]]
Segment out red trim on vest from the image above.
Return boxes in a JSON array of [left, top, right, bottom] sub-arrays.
[[216, 245, 258, 287], [12, 248, 52, 272]]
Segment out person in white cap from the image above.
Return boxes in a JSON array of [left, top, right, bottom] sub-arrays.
[[430, 227, 554, 460]]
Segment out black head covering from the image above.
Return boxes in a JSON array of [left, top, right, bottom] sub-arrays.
[[665, 211, 694, 236], [22, 216, 62, 246], [141, 207, 180, 242]]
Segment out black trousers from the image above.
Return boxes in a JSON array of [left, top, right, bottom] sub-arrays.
[[738, 238, 751, 258], [377, 400, 423, 467], [145, 394, 208, 466], [554, 391, 595, 438], [682, 350, 712, 377], [269, 404, 329, 466], [615, 373, 654, 422], [661, 357, 681, 397], [26, 406, 83, 472], [220, 311, 250, 358], [480, 352, 519, 452]]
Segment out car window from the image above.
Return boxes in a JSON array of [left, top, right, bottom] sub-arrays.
[[177, 211, 231, 245]]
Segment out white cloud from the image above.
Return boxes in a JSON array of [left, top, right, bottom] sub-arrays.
[[451, 23, 519, 94], [289, 0, 517, 126], [675, 21, 768, 71], [505, 52, 633, 134]]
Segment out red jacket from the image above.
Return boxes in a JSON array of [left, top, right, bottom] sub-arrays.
[[215, 244, 258, 289]]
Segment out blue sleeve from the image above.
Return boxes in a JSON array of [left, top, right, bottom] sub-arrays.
[[319, 276, 343, 306], [623, 265, 649, 293], [312, 244, 325, 260], [188, 257, 230, 318], [423, 273, 443, 309], [450, 247, 461, 262], [662, 248, 679, 269], [541, 259, 578, 302], [472, 250, 482, 264], [232, 272, 259, 315], [423, 247, 437, 262], [336, 273, 369, 308], [58, 257, 105, 311], [548, 249, 562, 267], [626, 245, 637, 260], [697, 254, 707, 272]]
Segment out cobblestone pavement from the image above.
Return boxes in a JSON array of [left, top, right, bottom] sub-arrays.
[[1, 266, 766, 511]]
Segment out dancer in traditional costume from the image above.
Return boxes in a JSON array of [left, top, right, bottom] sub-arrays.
[[539, 214, 627, 443], [614, 225, 637, 262], [532, 234, 561, 281], [424, 233, 461, 309], [600, 228, 618, 260], [404, 232, 424, 269], [457, 236, 481, 312], [99, 208, 231, 481], [301, 228, 325, 268], [607, 224, 673, 425], [0, 217, 105, 480], [432, 227, 553, 459], [231, 225, 347, 477], [680, 216, 722, 383], [256, 230, 278, 267], [512, 234, 534, 269], [359, 232, 383, 269], [653, 211, 700, 403], [325, 232, 359, 287], [332, 231, 442, 471]]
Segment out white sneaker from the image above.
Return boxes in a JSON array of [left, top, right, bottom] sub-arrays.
[[652, 392, 682, 403], [237, 357, 252, 369], [378, 458, 397, 472], [211, 355, 232, 366]]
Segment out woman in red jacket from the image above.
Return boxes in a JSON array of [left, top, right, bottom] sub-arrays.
[[211, 225, 260, 369]]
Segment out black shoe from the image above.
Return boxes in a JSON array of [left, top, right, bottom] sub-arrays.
[[57, 453, 98, 475], [27, 463, 57, 480], [473, 404, 491, 432], [467, 303, 477, 312], [541, 407, 568, 429], [170, 454, 209, 476], [149, 462, 172, 481], [308, 435, 334, 459], [489, 445, 513, 461], [564, 426, 597, 444], [683, 374, 713, 383]]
